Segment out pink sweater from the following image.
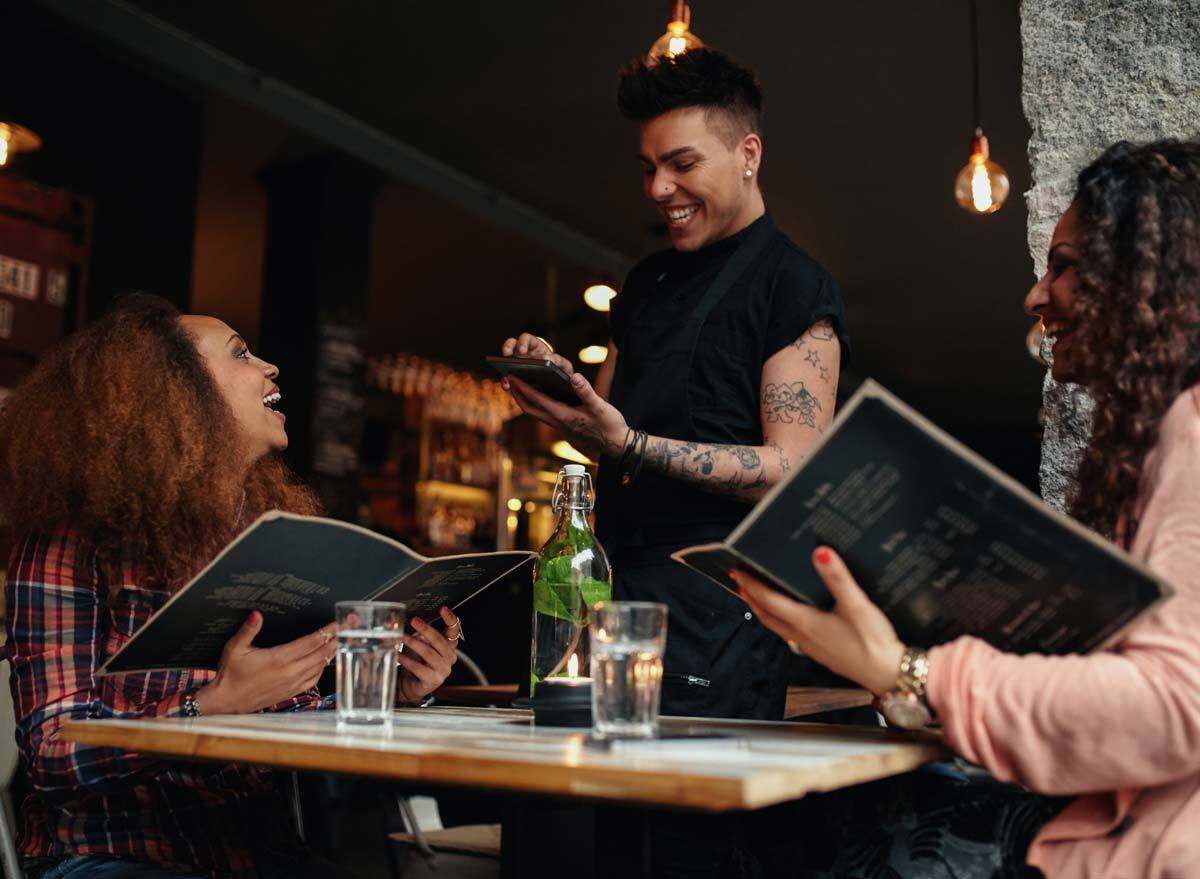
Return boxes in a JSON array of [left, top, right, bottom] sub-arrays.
[[928, 386, 1200, 879]]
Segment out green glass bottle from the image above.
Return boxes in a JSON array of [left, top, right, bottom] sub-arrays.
[[530, 464, 612, 692]]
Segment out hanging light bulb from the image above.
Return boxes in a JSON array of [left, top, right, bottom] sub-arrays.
[[578, 345, 608, 365], [0, 122, 42, 169], [583, 284, 617, 312], [955, 128, 1010, 215], [954, 0, 1008, 216], [648, 1, 703, 62]]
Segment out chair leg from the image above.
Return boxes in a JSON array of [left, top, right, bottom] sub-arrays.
[[0, 787, 23, 879]]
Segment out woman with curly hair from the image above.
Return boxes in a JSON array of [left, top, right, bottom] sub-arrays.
[[0, 294, 460, 878], [735, 138, 1200, 878]]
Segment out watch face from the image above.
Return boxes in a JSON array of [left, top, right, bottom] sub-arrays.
[[881, 692, 931, 729]]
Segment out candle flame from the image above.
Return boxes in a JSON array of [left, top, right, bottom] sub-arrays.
[[568, 653, 580, 678]]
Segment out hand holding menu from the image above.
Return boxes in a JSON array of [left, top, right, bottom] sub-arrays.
[[100, 512, 535, 675], [673, 381, 1168, 655]]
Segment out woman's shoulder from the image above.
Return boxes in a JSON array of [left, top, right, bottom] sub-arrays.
[[1158, 385, 1200, 446], [8, 521, 100, 585]]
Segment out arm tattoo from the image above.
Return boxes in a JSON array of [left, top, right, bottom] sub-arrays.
[[643, 438, 771, 498], [819, 366, 830, 383], [804, 348, 821, 367], [806, 320, 836, 341], [763, 381, 823, 428], [768, 442, 791, 473]]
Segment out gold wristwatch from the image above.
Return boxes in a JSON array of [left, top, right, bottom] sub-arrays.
[[877, 647, 933, 729]]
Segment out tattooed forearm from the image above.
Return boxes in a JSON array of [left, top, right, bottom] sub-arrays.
[[641, 438, 777, 501], [818, 366, 830, 383], [804, 349, 821, 367], [762, 381, 823, 428]]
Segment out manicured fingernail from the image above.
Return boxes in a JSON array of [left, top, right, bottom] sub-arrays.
[[411, 618, 424, 629], [814, 548, 832, 565]]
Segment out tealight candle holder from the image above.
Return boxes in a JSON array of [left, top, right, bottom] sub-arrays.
[[516, 675, 593, 728]]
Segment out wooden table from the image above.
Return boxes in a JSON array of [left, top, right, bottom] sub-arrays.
[[435, 684, 874, 719], [63, 707, 942, 813]]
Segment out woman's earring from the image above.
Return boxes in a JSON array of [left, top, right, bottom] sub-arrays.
[[745, 169, 753, 178]]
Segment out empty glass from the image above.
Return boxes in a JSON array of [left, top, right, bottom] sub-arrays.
[[589, 602, 668, 739]]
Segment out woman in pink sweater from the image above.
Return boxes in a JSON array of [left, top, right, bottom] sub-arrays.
[[737, 139, 1200, 879]]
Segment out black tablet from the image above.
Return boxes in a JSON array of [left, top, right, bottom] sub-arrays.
[[486, 355, 580, 405]]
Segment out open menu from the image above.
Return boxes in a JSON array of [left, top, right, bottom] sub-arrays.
[[99, 511, 534, 675], [673, 380, 1169, 655]]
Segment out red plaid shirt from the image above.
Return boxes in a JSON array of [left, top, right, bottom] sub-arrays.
[[6, 525, 321, 878]]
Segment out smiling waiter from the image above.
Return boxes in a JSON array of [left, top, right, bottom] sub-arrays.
[[500, 48, 849, 722]]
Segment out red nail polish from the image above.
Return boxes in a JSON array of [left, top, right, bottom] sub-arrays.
[[814, 548, 832, 565]]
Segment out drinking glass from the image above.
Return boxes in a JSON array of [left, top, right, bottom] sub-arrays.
[[589, 601, 668, 739], [336, 600, 405, 727]]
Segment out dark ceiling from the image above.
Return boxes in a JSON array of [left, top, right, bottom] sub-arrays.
[[35, 0, 1046, 464]]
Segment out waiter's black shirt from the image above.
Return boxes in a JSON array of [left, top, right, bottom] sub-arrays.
[[597, 212, 850, 548]]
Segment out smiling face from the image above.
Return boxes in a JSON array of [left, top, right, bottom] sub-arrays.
[[179, 315, 287, 467], [1025, 202, 1085, 383], [639, 106, 763, 252]]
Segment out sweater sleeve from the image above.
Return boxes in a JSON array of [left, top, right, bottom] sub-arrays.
[[927, 411, 1200, 795]]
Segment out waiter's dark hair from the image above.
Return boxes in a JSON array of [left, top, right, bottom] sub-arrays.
[[617, 49, 762, 147]]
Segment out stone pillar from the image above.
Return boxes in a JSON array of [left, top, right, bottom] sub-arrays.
[[1021, 0, 1200, 510]]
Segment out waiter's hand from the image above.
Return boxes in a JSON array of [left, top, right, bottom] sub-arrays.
[[504, 371, 628, 460], [501, 333, 577, 377]]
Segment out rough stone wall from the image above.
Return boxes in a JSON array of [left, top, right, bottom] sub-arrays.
[[1021, 0, 1200, 511]]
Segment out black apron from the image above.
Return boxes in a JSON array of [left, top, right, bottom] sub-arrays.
[[597, 218, 790, 720]]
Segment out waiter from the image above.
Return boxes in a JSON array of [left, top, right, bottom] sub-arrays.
[[500, 48, 849, 721]]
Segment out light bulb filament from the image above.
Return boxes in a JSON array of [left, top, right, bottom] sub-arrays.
[[668, 35, 688, 56], [0, 130, 10, 168], [970, 157, 993, 212]]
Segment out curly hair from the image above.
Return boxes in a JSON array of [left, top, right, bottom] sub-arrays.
[[617, 48, 762, 147], [1069, 139, 1200, 541], [0, 293, 318, 595]]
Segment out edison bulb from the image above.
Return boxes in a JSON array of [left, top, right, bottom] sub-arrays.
[[648, 20, 703, 61], [955, 130, 1010, 215], [0, 133, 9, 168]]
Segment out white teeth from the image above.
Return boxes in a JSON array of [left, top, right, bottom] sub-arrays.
[[665, 205, 699, 224], [262, 391, 281, 406]]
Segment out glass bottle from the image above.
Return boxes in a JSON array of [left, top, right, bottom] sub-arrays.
[[530, 464, 612, 692]]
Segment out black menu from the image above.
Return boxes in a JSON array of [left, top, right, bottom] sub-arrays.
[[99, 512, 534, 675], [673, 381, 1168, 655]]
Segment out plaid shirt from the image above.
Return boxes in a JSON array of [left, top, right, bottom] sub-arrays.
[[6, 525, 321, 878]]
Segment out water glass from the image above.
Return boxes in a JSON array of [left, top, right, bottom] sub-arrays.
[[589, 601, 668, 739], [336, 600, 405, 727]]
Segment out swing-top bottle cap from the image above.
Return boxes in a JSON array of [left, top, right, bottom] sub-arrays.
[[563, 464, 587, 477]]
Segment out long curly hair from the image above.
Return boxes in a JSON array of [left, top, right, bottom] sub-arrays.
[[0, 294, 318, 595], [1069, 139, 1200, 540]]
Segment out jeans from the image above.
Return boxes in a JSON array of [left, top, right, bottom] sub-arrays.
[[25, 854, 352, 879], [26, 858, 195, 879]]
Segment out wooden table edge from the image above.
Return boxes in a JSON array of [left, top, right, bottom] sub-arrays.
[[62, 717, 949, 813]]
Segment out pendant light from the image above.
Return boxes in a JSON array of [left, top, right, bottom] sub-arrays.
[[953, 0, 1009, 215], [0, 122, 42, 169], [647, 1, 703, 62]]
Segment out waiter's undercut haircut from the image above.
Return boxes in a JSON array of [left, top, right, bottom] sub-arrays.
[[617, 49, 763, 149]]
